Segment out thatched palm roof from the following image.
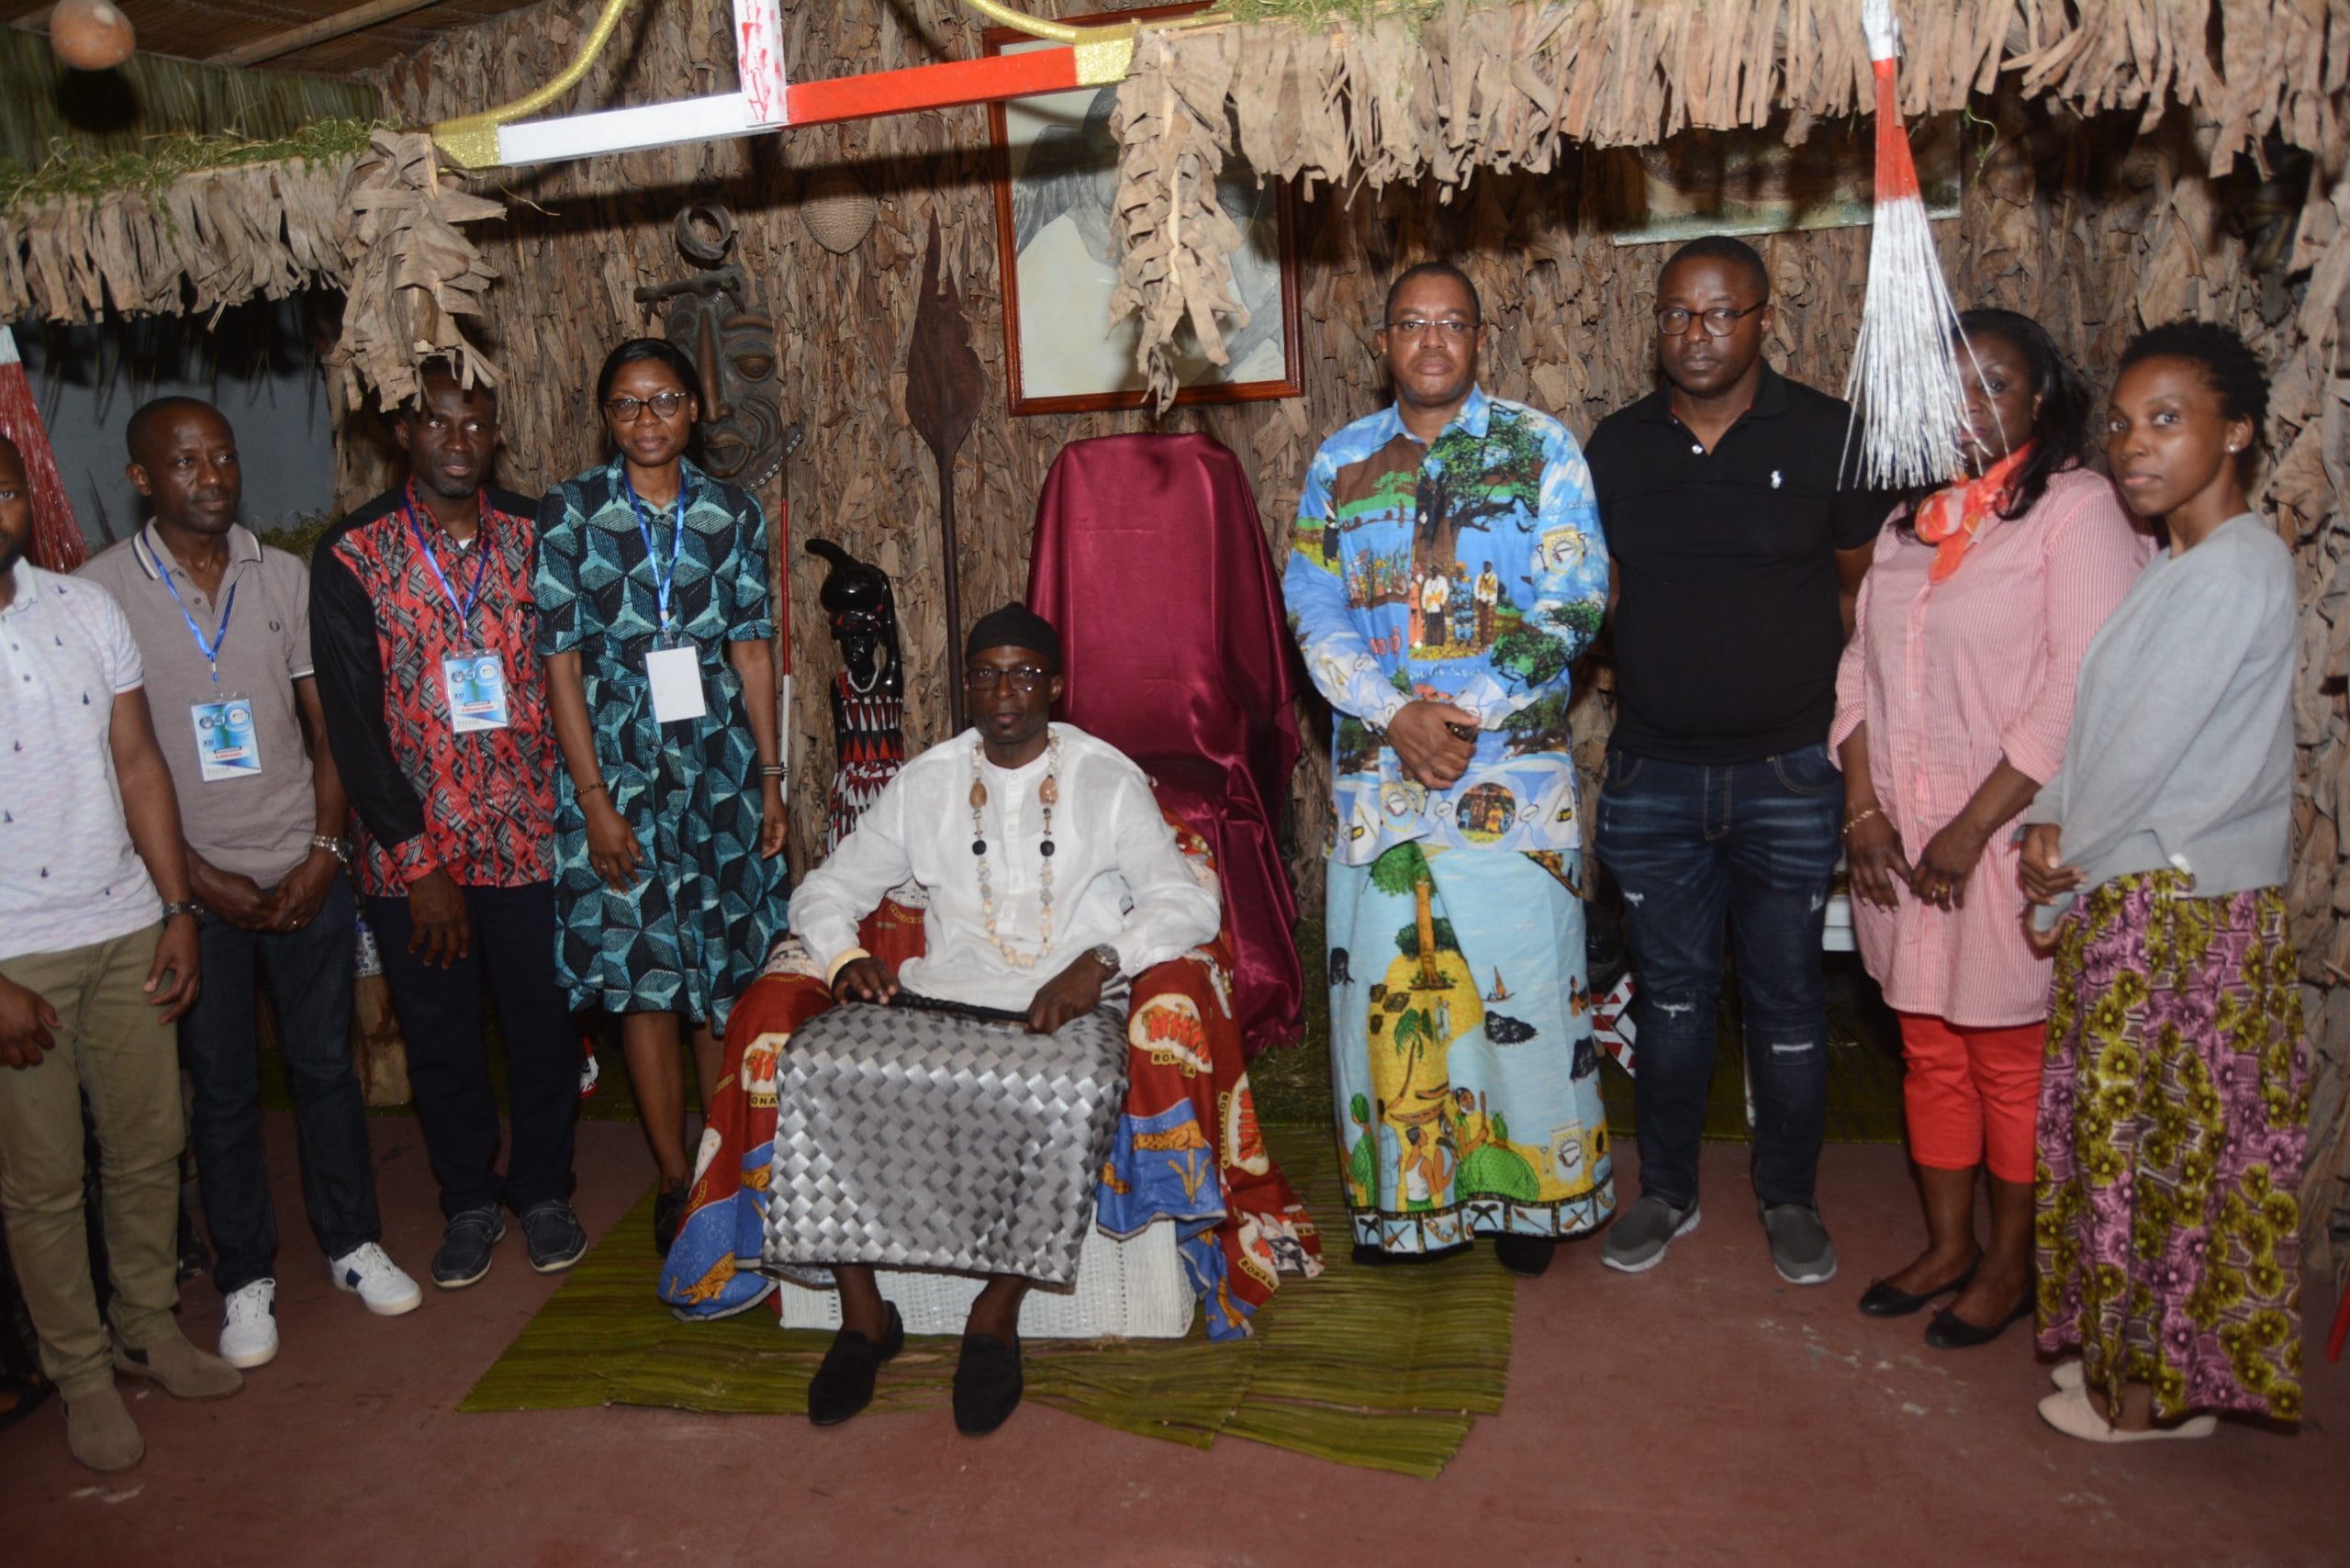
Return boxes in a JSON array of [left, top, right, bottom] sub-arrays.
[[4, 0, 2345, 401]]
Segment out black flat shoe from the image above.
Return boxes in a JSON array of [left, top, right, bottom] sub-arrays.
[[653, 1182, 689, 1258], [807, 1304, 904, 1426], [952, 1332, 1024, 1436], [1494, 1235, 1556, 1277], [1856, 1258, 1979, 1318], [1923, 1291, 2033, 1350]]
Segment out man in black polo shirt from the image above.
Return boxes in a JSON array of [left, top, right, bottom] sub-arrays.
[[1585, 236, 1888, 1285]]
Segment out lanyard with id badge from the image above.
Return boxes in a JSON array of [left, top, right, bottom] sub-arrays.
[[625, 478, 708, 724], [405, 497, 510, 734], [160, 568, 260, 782]]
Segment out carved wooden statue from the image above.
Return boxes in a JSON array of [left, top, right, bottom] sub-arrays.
[[806, 537, 907, 854]]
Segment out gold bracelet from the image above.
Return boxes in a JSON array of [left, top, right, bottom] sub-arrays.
[[1842, 805, 1885, 835]]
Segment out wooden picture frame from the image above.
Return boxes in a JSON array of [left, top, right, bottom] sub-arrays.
[[983, 3, 1304, 416]]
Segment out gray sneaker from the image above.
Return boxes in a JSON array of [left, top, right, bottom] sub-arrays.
[[520, 1200, 588, 1273], [1601, 1195, 1701, 1273], [431, 1205, 506, 1289], [1762, 1203, 1838, 1284]]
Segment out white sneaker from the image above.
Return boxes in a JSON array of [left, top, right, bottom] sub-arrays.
[[329, 1242, 423, 1316], [219, 1280, 279, 1369]]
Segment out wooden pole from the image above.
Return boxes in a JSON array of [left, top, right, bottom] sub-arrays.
[[207, 0, 445, 67]]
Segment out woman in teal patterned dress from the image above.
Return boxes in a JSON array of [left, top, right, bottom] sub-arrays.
[[537, 338, 789, 1253]]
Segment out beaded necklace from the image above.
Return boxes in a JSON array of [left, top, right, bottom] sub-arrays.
[[968, 733, 1059, 969]]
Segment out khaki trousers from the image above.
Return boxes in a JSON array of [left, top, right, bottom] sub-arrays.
[[0, 924, 185, 1398]]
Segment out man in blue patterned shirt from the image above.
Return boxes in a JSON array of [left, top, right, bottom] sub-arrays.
[[1284, 262, 1613, 1276]]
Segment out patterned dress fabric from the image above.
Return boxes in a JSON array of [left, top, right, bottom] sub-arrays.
[[532, 456, 789, 1032], [2034, 870, 2311, 1421], [314, 485, 555, 896], [1284, 385, 1609, 866], [660, 809, 1325, 1338], [1326, 846, 1614, 1251]]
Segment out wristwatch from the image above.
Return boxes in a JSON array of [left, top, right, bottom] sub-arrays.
[[1087, 943, 1124, 979], [310, 834, 350, 866], [162, 901, 204, 922]]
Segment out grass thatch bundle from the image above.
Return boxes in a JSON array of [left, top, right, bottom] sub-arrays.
[[1113, 0, 2349, 403], [0, 26, 376, 173], [0, 124, 504, 411], [328, 129, 506, 411], [0, 139, 359, 324]]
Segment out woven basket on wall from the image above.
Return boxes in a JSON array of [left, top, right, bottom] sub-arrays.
[[800, 170, 877, 254]]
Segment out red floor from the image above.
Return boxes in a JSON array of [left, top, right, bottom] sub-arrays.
[[4, 1112, 2341, 1566]]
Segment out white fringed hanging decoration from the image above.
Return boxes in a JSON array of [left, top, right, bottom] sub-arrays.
[[1841, 0, 1968, 488]]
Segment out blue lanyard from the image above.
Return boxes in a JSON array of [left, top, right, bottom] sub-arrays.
[[621, 474, 688, 638], [401, 487, 494, 636], [154, 557, 238, 689]]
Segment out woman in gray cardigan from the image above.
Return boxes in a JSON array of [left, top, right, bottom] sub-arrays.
[[2020, 321, 2308, 1444]]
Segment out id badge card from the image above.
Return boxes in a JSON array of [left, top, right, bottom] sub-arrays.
[[442, 650, 511, 734], [645, 642, 707, 724], [190, 694, 263, 781]]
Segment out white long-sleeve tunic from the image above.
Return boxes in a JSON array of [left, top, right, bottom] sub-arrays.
[[789, 723, 1221, 1014]]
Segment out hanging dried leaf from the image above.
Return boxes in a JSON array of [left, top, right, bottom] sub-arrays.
[[326, 129, 505, 412]]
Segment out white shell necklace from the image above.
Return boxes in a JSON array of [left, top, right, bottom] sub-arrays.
[[968, 733, 1059, 969]]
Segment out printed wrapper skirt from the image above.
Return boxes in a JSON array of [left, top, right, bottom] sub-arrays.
[[762, 1001, 1129, 1286], [2034, 870, 2311, 1422], [1326, 845, 1615, 1254]]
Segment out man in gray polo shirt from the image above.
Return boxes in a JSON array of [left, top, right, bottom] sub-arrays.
[[83, 398, 419, 1374]]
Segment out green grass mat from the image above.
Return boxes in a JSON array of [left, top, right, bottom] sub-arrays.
[[458, 1125, 1511, 1478]]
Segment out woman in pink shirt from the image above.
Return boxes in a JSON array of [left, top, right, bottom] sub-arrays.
[[1833, 310, 2150, 1349]]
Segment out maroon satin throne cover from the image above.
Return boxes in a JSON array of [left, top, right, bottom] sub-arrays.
[[1028, 431, 1304, 1056]]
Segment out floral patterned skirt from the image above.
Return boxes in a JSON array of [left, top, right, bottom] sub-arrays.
[[2033, 871, 2311, 1421]]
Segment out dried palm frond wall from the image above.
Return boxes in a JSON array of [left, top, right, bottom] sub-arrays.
[[366, 0, 2350, 1272]]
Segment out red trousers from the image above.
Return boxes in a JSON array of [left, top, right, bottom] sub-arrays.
[[1897, 1012, 2043, 1183]]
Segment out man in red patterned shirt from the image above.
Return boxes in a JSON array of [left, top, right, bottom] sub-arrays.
[[311, 368, 585, 1289]]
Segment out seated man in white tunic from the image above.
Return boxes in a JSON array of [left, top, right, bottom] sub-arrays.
[[780, 604, 1218, 1435]]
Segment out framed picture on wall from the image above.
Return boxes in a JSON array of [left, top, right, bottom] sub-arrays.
[[1598, 113, 1964, 246], [983, 3, 1304, 415]]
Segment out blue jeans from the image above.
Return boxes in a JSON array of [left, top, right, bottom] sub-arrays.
[[1593, 743, 1842, 1211], [182, 878, 379, 1294]]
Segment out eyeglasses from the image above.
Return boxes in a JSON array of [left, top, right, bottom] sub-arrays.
[[1384, 318, 1479, 341], [1653, 303, 1766, 338], [603, 390, 690, 422], [963, 665, 1049, 692]]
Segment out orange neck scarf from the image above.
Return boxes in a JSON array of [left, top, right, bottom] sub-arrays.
[[1913, 442, 2033, 583]]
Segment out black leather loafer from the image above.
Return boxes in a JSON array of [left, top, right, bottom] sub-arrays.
[[1856, 1258, 1979, 1317], [1494, 1235, 1556, 1277], [1924, 1292, 2033, 1350], [952, 1332, 1024, 1437], [807, 1304, 904, 1426]]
